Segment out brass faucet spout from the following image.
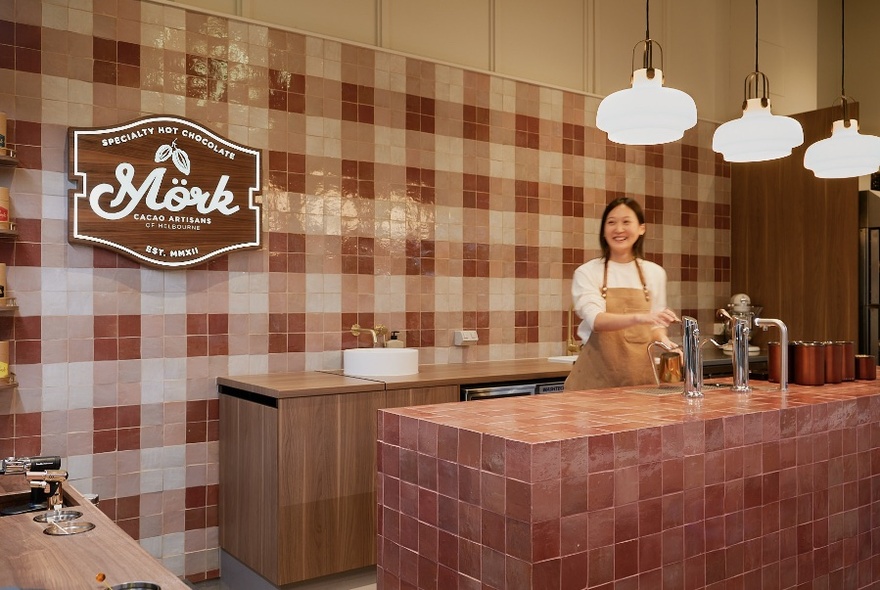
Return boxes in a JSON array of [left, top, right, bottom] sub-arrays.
[[566, 306, 581, 354]]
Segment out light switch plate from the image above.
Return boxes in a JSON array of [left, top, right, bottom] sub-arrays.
[[453, 329, 479, 346]]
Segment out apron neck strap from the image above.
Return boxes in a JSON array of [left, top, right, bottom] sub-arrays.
[[602, 257, 650, 302]]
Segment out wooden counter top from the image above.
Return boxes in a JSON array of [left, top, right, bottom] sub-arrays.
[[218, 357, 572, 399], [0, 476, 189, 590], [217, 370, 385, 400]]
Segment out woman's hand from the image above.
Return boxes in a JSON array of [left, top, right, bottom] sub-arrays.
[[645, 308, 680, 328]]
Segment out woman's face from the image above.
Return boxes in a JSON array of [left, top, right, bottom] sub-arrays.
[[603, 203, 646, 261]]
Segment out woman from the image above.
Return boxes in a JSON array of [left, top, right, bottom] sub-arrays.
[[564, 197, 680, 390]]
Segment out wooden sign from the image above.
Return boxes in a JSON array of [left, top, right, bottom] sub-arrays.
[[68, 115, 261, 268]]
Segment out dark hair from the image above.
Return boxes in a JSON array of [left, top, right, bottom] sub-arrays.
[[599, 196, 646, 260]]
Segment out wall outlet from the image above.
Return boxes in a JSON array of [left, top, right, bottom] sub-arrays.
[[453, 330, 479, 346]]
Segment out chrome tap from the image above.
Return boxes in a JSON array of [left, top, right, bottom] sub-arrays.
[[754, 317, 789, 392], [718, 308, 751, 393], [681, 316, 703, 398]]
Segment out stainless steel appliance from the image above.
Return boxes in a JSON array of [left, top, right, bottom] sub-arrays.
[[460, 378, 566, 401], [859, 190, 880, 361]]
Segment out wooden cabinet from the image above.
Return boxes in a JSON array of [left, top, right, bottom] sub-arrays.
[[219, 383, 459, 585]]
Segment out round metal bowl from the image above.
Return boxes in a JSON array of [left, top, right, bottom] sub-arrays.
[[42, 520, 96, 535], [33, 509, 82, 523]]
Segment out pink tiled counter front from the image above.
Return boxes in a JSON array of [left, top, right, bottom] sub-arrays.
[[377, 379, 880, 589]]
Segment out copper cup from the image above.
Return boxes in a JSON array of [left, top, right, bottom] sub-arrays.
[[855, 355, 876, 380], [793, 341, 825, 386], [823, 341, 843, 384], [839, 341, 855, 381]]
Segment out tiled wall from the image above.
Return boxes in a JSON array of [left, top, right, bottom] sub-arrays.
[[0, 0, 729, 582]]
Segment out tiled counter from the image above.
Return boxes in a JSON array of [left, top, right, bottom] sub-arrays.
[[376, 377, 880, 589]]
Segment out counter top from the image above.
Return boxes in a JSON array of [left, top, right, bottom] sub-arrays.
[[380, 375, 880, 443], [0, 477, 189, 590], [218, 357, 572, 399], [217, 369, 386, 400]]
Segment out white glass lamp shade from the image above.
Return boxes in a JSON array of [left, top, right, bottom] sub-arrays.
[[712, 98, 804, 162], [597, 68, 697, 145], [804, 119, 880, 178]]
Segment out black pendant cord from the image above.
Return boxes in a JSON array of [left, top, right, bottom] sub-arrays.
[[754, 0, 759, 72], [841, 0, 846, 98], [841, 0, 850, 123], [645, 0, 650, 40]]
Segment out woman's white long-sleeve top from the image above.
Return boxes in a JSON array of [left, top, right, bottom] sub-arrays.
[[571, 257, 668, 343]]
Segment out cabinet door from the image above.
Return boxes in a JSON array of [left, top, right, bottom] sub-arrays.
[[277, 389, 383, 584]]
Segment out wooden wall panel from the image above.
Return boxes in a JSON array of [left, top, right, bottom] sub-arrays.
[[731, 104, 859, 344]]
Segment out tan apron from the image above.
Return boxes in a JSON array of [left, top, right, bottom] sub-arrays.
[[564, 286, 655, 391]]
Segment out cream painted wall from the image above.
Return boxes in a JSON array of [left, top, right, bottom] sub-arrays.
[[165, 0, 829, 125], [494, 0, 586, 90], [384, 0, 491, 71]]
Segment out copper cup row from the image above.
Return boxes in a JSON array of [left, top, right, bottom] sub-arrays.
[[768, 341, 876, 386]]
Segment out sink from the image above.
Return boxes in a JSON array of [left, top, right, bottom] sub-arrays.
[[343, 348, 419, 377], [547, 355, 579, 363]]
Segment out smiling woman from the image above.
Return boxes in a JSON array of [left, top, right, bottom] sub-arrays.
[[564, 196, 681, 391]]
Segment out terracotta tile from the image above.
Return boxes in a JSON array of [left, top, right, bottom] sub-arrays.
[[482, 431, 505, 475], [588, 471, 614, 510], [415, 450, 436, 491], [638, 462, 662, 500], [587, 545, 613, 587], [587, 434, 615, 472]]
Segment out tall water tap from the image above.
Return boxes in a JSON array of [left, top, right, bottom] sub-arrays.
[[718, 308, 751, 393], [681, 316, 703, 398], [754, 317, 789, 392]]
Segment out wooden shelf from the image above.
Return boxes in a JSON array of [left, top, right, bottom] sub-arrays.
[[0, 153, 17, 167], [0, 377, 17, 390]]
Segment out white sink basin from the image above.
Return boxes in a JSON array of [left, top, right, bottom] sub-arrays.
[[343, 348, 419, 377], [547, 355, 579, 364]]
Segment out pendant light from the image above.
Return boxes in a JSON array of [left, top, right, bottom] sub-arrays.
[[804, 0, 880, 178], [596, 0, 697, 145], [712, 0, 803, 162]]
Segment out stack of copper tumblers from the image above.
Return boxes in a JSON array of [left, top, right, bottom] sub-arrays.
[[768, 340, 876, 385]]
